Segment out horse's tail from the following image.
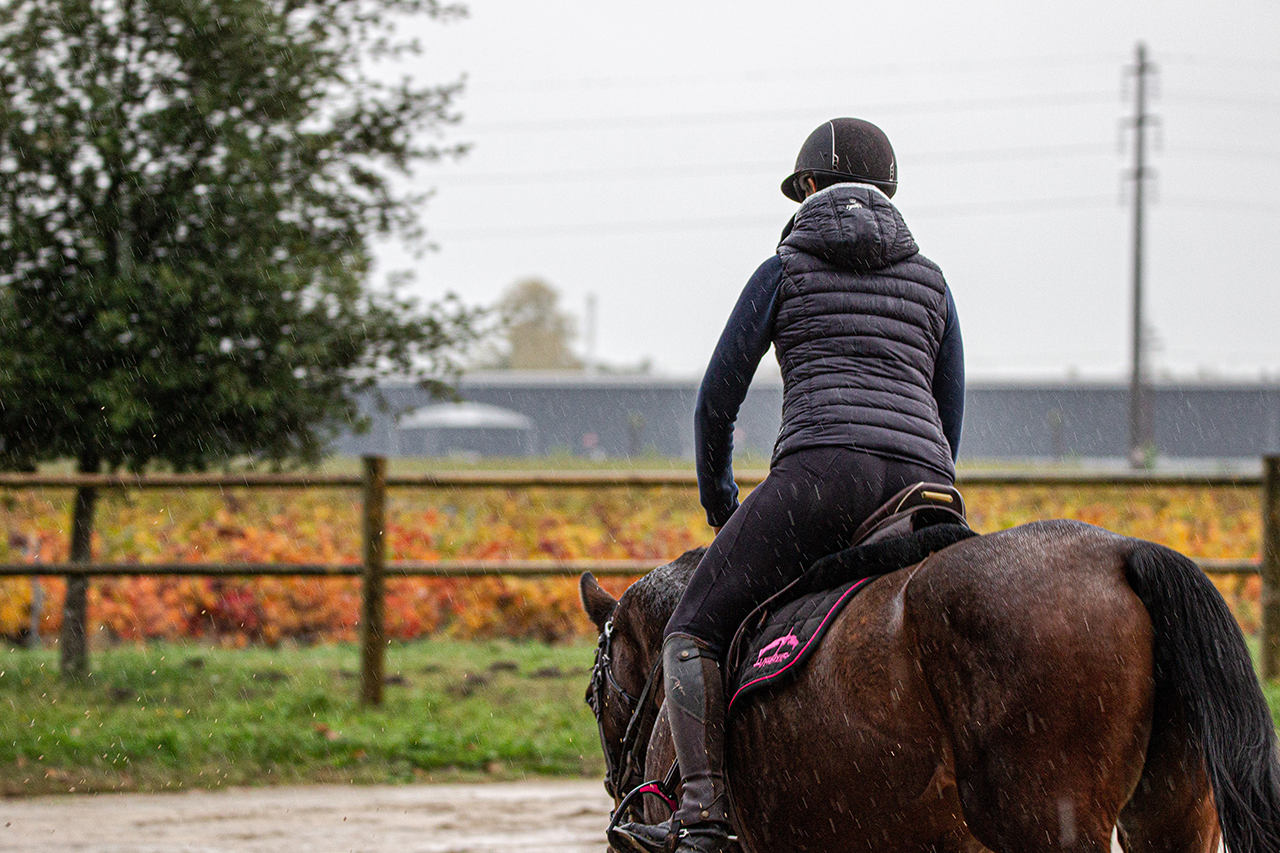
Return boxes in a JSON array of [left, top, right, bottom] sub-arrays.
[[1124, 542, 1280, 853]]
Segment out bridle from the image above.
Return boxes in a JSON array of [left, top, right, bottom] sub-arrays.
[[586, 619, 677, 819]]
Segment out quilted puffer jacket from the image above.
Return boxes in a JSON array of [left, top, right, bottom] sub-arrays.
[[772, 183, 954, 479]]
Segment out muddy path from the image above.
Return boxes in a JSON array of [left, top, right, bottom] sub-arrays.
[[0, 780, 613, 853]]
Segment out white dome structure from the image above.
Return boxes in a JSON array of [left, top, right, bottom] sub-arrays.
[[395, 402, 535, 457]]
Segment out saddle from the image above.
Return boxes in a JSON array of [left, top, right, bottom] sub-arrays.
[[724, 482, 977, 713], [849, 481, 968, 547]]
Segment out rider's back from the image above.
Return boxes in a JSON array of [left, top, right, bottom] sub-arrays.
[[774, 183, 955, 481]]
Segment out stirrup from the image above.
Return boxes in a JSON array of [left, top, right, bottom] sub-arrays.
[[607, 771, 680, 853], [610, 821, 733, 853], [608, 820, 676, 853]]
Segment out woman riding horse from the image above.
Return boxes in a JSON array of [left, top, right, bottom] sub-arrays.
[[610, 118, 965, 853]]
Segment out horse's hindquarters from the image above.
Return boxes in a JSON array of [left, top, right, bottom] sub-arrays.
[[908, 522, 1155, 853]]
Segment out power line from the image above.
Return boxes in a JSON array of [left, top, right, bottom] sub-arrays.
[[423, 141, 1273, 190], [497, 53, 1122, 93], [428, 192, 1280, 243], [436, 161, 779, 186], [913, 143, 1113, 164], [1163, 198, 1280, 215], [490, 52, 1280, 98], [1168, 145, 1280, 162], [434, 196, 1118, 242], [908, 196, 1114, 219], [469, 92, 1115, 134], [431, 144, 1113, 187], [439, 214, 780, 240], [1160, 54, 1280, 74], [1164, 92, 1280, 110]]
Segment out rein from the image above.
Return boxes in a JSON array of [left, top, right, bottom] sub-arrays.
[[587, 620, 676, 817]]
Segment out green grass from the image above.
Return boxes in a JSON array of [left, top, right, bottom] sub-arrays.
[[5, 637, 1280, 798], [0, 639, 603, 795], [1265, 681, 1280, 727]]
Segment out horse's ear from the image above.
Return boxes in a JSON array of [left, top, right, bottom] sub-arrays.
[[579, 572, 617, 633]]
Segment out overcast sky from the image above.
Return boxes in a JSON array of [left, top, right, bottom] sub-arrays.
[[375, 1, 1280, 381]]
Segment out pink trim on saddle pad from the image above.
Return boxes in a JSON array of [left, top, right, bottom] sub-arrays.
[[728, 576, 874, 714]]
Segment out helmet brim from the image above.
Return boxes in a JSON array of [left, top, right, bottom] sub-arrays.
[[780, 172, 806, 202], [780, 169, 898, 202]]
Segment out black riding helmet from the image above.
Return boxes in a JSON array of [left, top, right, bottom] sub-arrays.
[[781, 118, 897, 201]]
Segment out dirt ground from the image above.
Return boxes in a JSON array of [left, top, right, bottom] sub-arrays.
[[0, 780, 614, 853], [0, 781, 1138, 853]]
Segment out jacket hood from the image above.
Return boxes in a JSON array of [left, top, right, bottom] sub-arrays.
[[778, 183, 918, 271]]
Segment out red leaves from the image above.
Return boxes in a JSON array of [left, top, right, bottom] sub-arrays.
[[0, 483, 1261, 645]]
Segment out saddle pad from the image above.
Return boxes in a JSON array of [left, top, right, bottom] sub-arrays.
[[726, 523, 978, 714], [727, 576, 877, 714]]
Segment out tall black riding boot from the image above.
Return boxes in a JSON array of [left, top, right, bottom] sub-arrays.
[[608, 634, 731, 853]]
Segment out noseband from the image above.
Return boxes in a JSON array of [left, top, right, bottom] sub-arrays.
[[586, 620, 675, 816]]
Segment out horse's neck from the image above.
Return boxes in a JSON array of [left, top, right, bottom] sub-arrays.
[[626, 604, 669, 673], [625, 545, 705, 670]]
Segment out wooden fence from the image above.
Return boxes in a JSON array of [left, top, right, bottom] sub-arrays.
[[2, 455, 1279, 702]]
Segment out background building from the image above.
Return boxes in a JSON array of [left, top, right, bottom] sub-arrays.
[[333, 372, 1280, 464]]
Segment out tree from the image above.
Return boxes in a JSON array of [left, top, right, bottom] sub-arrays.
[[0, 0, 477, 676], [480, 278, 582, 370]]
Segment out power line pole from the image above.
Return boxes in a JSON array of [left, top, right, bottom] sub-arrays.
[[1125, 42, 1157, 468], [584, 292, 598, 372]]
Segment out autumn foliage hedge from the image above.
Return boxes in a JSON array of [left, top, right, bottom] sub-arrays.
[[0, 481, 1264, 645]]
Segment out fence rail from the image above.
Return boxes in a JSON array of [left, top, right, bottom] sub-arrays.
[[0, 559, 684, 578], [2, 457, 1278, 701], [0, 468, 1266, 489]]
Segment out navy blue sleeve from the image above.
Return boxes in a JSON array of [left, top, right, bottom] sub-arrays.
[[695, 255, 784, 527], [932, 287, 965, 461]]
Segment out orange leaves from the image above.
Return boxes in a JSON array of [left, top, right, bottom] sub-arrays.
[[0, 578, 33, 634], [0, 482, 1266, 644], [962, 485, 1261, 559]]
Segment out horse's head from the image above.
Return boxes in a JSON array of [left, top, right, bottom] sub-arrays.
[[580, 571, 660, 804], [579, 548, 705, 804]]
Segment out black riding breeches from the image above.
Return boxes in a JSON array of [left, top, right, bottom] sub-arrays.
[[665, 447, 944, 657]]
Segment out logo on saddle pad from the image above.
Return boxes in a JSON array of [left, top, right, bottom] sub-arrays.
[[753, 632, 800, 668]]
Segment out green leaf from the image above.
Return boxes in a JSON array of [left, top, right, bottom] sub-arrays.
[[0, 0, 480, 473]]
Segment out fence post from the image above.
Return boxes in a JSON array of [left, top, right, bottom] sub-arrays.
[[360, 455, 387, 705], [60, 480, 98, 678], [1262, 455, 1280, 680]]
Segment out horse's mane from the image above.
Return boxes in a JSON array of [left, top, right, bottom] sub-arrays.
[[619, 546, 705, 630]]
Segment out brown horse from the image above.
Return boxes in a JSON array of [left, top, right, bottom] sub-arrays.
[[580, 520, 1280, 853]]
